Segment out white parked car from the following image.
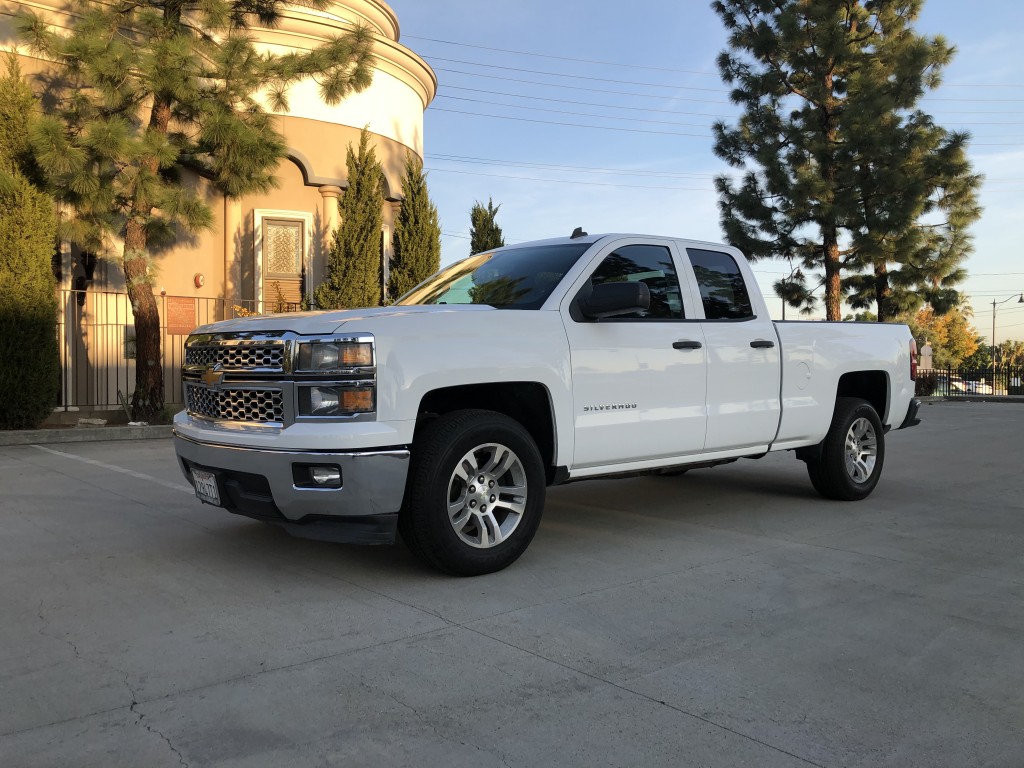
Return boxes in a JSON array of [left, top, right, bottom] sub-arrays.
[[934, 374, 993, 395], [174, 232, 921, 575]]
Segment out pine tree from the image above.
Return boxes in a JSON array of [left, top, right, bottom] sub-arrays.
[[16, 2, 374, 420], [712, 0, 981, 321], [470, 198, 505, 255], [0, 56, 58, 429], [0, 55, 40, 187], [388, 152, 440, 301], [314, 129, 384, 309], [842, 120, 980, 320]]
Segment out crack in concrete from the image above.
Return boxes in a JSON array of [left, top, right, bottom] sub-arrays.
[[36, 599, 84, 662], [126, 675, 189, 768]]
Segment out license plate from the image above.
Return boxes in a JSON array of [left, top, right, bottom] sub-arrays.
[[192, 468, 221, 506]]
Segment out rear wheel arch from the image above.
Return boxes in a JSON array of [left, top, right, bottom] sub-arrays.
[[836, 370, 889, 424]]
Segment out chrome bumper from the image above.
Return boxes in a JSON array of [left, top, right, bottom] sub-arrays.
[[174, 432, 409, 544]]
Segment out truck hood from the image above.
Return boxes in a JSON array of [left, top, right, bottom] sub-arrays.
[[190, 304, 497, 336]]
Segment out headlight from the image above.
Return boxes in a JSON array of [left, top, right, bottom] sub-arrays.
[[298, 385, 375, 417], [296, 341, 373, 372]]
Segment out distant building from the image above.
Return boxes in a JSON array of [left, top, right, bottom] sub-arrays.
[[0, 0, 436, 411]]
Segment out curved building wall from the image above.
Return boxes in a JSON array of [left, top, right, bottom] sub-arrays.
[[0, 1, 436, 409], [0, 0, 435, 293]]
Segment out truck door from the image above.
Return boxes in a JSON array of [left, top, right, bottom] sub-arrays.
[[561, 239, 707, 468], [683, 247, 781, 452]]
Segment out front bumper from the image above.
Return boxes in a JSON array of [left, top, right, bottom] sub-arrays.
[[174, 432, 409, 545]]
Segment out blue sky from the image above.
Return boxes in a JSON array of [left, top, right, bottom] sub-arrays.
[[387, 0, 1024, 342]]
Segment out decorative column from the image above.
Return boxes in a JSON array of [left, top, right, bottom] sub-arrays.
[[222, 196, 242, 315], [318, 185, 343, 286]]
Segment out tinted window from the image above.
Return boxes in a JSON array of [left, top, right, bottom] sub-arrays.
[[586, 244, 684, 320], [397, 243, 591, 310], [687, 249, 753, 320]]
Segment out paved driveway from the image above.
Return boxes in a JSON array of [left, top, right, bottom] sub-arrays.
[[1, 401, 1022, 767]]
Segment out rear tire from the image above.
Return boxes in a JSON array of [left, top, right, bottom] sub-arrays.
[[806, 397, 885, 501], [399, 409, 545, 576]]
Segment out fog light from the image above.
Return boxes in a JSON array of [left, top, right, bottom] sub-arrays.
[[309, 466, 342, 488]]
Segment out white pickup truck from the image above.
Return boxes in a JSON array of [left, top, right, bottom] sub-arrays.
[[174, 232, 921, 575]]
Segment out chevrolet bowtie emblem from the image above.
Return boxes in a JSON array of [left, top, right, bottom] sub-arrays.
[[202, 365, 225, 388]]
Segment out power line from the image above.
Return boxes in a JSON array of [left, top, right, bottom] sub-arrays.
[[428, 153, 723, 179], [425, 167, 713, 191], [435, 94, 714, 128], [435, 65, 1024, 110], [433, 68, 732, 104], [435, 96, 1024, 138], [430, 108, 711, 137], [428, 56, 728, 92], [440, 85, 731, 118], [406, 35, 721, 77], [408, 34, 1024, 92], [426, 153, 1024, 184]]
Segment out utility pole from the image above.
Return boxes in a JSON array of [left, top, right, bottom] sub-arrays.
[[991, 293, 1024, 372]]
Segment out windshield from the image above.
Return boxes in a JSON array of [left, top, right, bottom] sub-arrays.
[[397, 243, 592, 310]]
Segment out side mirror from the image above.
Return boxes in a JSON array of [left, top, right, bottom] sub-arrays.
[[577, 281, 651, 320]]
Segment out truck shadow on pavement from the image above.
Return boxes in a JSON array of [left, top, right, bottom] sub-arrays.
[[192, 463, 843, 578]]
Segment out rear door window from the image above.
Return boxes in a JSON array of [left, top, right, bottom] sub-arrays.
[[686, 249, 754, 320]]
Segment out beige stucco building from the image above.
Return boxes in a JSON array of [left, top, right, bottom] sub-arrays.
[[0, 1, 436, 411]]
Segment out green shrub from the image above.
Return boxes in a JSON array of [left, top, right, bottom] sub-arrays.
[[0, 170, 58, 429]]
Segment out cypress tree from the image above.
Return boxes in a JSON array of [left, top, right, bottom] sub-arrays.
[[470, 198, 505, 255], [388, 152, 440, 301], [712, 0, 981, 321], [314, 129, 385, 309], [17, 1, 374, 420], [0, 57, 58, 429]]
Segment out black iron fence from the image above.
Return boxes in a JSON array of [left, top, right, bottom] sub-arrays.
[[55, 289, 271, 412], [53, 290, 1024, 412], [916, 366, 1024, 397]]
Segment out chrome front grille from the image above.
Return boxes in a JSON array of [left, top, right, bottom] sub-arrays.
[[183, 331, 377, 426], [185, 343, 286, 371], [185, 383, 284, 424]]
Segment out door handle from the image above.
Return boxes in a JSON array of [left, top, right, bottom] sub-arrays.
[[750, 339, 776, 349], [673, 340, 703, 350]]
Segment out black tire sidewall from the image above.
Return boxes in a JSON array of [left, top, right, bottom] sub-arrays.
[[810, 398, 885, 501], [401, 410, 546, 575]]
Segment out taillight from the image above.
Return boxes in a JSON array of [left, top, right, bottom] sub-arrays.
[[909, 338, 918, 381]]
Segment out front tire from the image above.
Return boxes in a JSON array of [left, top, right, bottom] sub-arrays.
[[399, 409, 546, 576], [806, 397, 885, 501]]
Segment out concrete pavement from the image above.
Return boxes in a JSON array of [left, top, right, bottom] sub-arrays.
[[1, 400, 1022, 767]]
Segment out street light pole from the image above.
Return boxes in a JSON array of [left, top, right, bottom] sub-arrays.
[[991, 293, 1024, 372]]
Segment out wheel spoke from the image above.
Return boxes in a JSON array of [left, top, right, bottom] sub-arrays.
[[481, 510, 503, 546], [852, 458, 866, 482], [493, 496, 526, 515], [449, 499, 471, 529], [492, 449, 516, 479], [453, 455, 477, 482]]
